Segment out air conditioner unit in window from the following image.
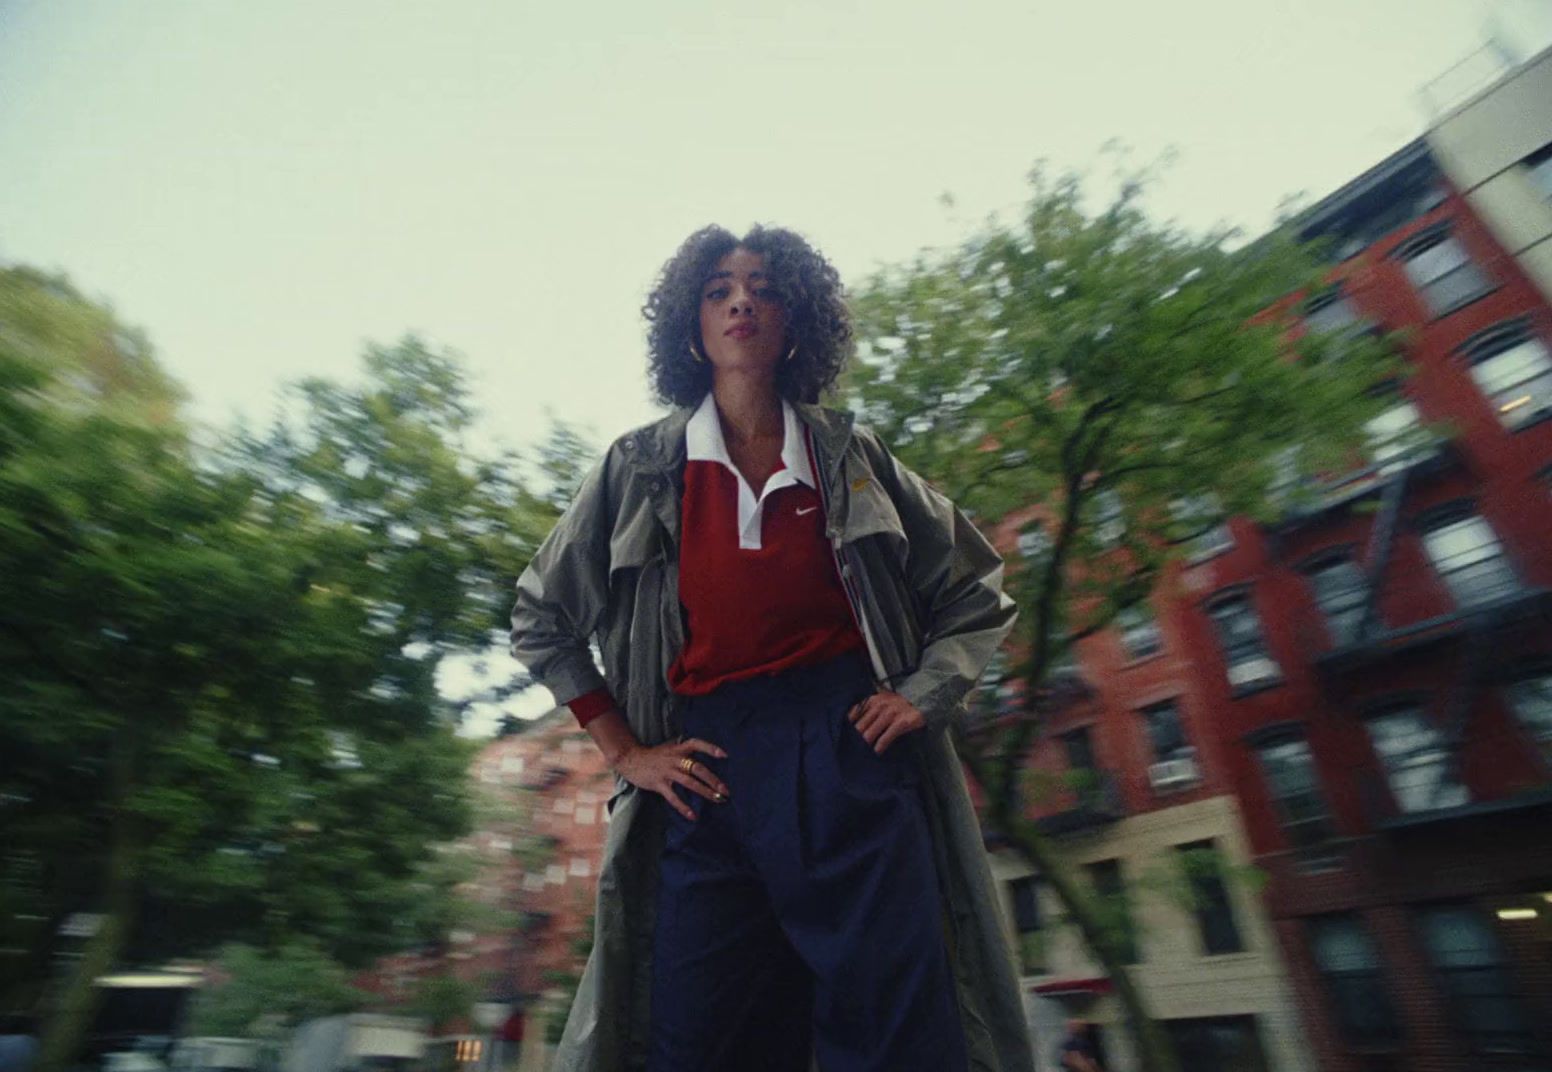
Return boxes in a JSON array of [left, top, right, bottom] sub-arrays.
[[1147, 755, 1201, 792], [1226, 656, 1280, 688]]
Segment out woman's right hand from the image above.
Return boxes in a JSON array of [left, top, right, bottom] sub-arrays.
[[611, 738, 731, 821]]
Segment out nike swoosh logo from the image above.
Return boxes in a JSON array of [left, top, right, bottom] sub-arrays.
[[796, 506, 818, 516]]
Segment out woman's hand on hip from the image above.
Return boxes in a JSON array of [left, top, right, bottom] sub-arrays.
[[612, 738, 730, 821], [847, 691, 925, 753]]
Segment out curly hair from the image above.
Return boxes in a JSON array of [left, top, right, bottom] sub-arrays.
[[642, 225, 854, 407]]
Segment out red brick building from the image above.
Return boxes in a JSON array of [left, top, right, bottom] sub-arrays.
[[359, 712, 611, 1036], [1008, 55, 1552, 1072]]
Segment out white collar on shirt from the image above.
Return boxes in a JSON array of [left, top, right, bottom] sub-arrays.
[[685, 392, 816, 550]]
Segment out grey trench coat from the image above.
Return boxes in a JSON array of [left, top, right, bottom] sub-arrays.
[[510, 401, 1037, 1072]]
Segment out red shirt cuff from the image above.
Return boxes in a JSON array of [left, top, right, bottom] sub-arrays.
[[568, 687, 616, 727]]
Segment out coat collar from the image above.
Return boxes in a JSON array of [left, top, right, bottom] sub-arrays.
[[625, 398, 856, 490]]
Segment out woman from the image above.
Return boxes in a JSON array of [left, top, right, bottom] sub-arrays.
[[511, 225, 1035, 1072]]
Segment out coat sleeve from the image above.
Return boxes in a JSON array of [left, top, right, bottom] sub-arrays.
[[861, 430, 1017, 728], [509, 448, 617, 708]]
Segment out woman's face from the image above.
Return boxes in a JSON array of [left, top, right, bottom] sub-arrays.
[[697, 247, 788, 379]]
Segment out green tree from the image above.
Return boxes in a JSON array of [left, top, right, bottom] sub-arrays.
[[410, 974, 477, 1036], [185, 942, 369, 1037], [0, 266, 559, 1070], [850, 164, 1398, 1072]]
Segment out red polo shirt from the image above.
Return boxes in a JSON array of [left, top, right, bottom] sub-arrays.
[[566, 395, 863, 725]]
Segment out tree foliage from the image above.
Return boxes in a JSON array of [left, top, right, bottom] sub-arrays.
[[851, 163, 1396, 787], [186, 942, 369, 1037], [409, 975, 478, 1035], [0, 266, 567, 1067]]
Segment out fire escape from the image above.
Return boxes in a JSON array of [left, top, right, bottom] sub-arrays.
[[1292, 439, 1552, 830]]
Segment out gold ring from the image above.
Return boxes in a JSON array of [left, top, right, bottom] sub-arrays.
[[680, 757, 695, 773]]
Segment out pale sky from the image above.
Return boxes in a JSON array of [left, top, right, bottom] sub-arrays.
[[4, 0, 1550, 734]]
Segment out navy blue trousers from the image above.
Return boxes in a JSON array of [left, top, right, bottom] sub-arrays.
[[647, 652, 968, 1072]]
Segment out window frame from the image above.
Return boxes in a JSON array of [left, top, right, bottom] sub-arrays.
[[1087, 858, 1140, 965], [1300, 550, 1370, 646], [1007, 875, 1046, 974], [1415, 903, 1535, 1054], [1250, 728, 1340, 866], [1302, 284, 1367, 339], [1363, 702, 1470, 815], [1457, 319, 1552, 431], [1502, 664, 1552, 766], [1362, 392, 1429, 474], [1393, 224, 1494, 318], [1308, 913, 1404, 1049], [1173, 494, 1234, 561], [1093, 488, 1126, 547], [1414, 503, 1519, 609], [1175, 839, 1245, 956], [1117, 604, 1163, 661], [1142, 699, 1192, 764], [1204, 588, 1280, 691]]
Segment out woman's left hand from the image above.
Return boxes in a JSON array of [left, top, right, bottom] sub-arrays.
[[847, 691, 926, 754]]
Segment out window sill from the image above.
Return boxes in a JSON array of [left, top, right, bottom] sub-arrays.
[[1186, 543, 1234, 567], [1222, 682, 1285, 701], [1120, 649, 1166, 670], [1428, 285, 1500, 321], [1229, 676, 1284, 700]]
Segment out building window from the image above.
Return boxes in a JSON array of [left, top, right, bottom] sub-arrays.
[[1524, 142, 1552, 200], [1173, 495, 1233, 559], [1364, 397, 1427, 474], [1309, 915, 1401, 1047], [1398, 227, 1493, 317], [568, 856, 591, 877], [1007, 876, 1046, 974], [1176, 840, 1244, 956], [1419, 509, 1518, 608], [1462, 321, 1552, 430], [976, 649, 1019, 719], [1417, 905, 1533, 1053], [1505, 669, 1552, 763], [1366, 706, 1469, 814], [1255, 734, 1338, 863], [1118, 605, 1163, 660], [1143, 700, 1191, 763], [1163, 1017, 1269, 1072], [1063, 726, 1096, 774], [1093, 489, 1125, 546], [1206, 592, 1280, 690], [1087, 858, 1139, 964], [1304, 554, 1369, 646], [1016, 523, 1050, 560], [1304, 287, 1365, 338]]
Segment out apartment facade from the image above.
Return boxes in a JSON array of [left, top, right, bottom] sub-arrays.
[[988, 547, 1313, 1072], [1003, 53, 1552, 1072]]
